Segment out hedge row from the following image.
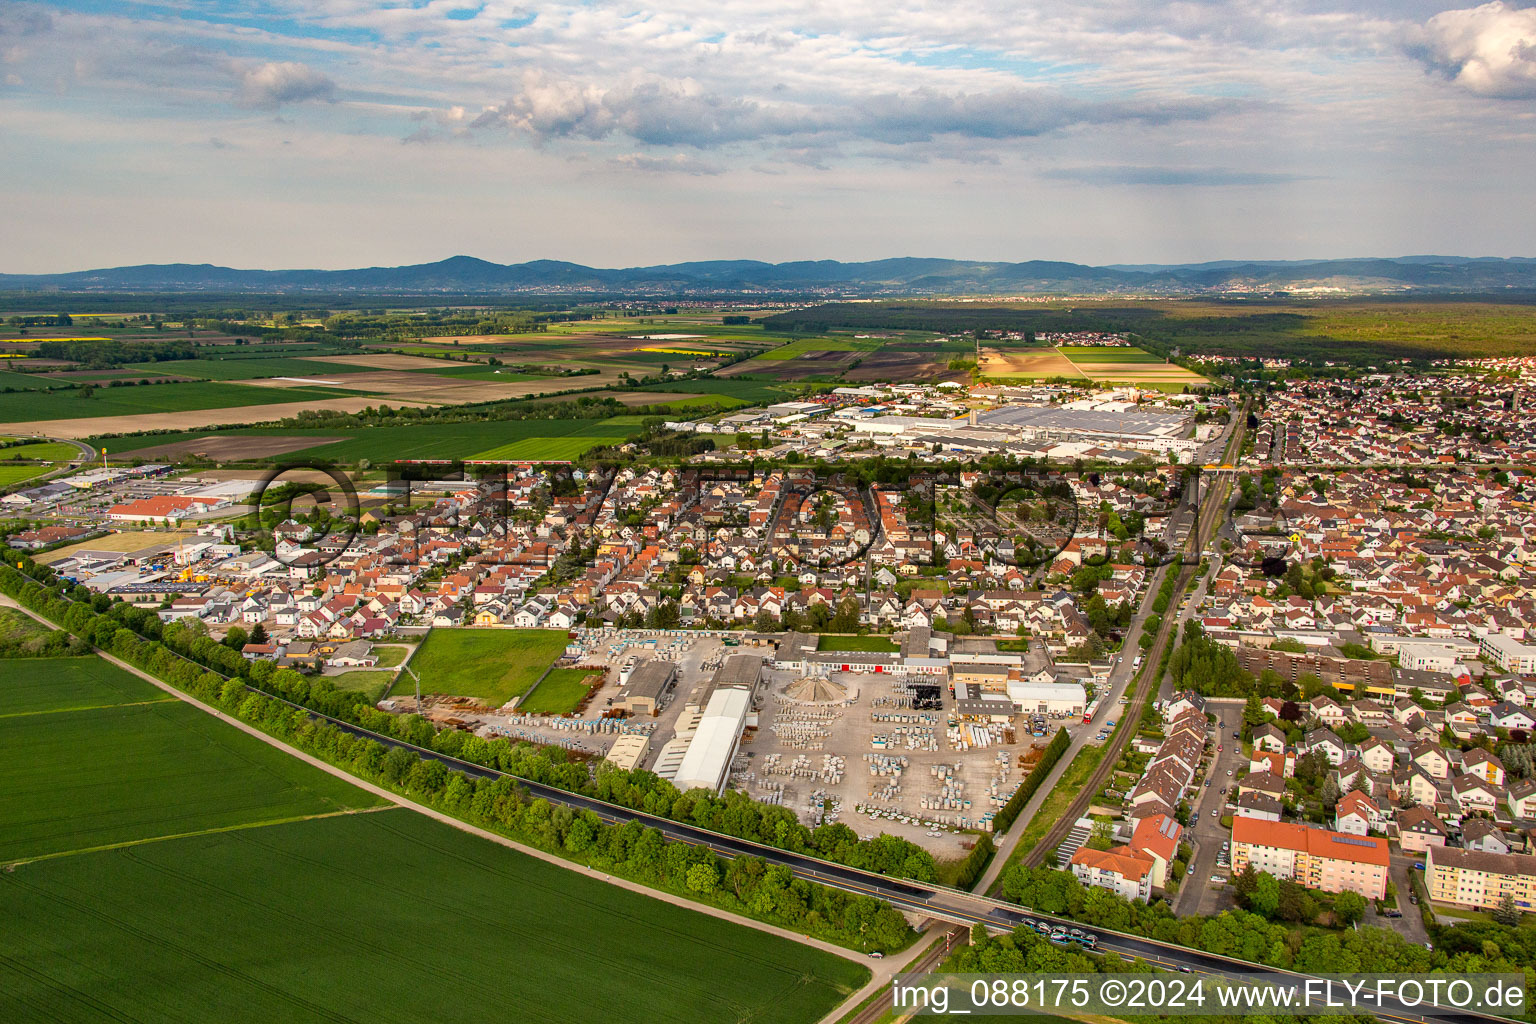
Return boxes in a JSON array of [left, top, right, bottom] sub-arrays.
[[993, 726, 1072, 834]]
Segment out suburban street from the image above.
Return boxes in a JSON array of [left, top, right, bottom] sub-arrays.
[[1173, 697, 1245, 917]]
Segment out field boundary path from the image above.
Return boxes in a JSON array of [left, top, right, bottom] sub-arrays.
[[0, 594, 883, 974], [4, 806, 396, 869]]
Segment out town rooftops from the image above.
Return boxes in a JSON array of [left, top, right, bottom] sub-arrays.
[[1070, 845, 1153, 882]]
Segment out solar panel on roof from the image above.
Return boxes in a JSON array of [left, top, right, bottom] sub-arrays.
[[1331, 835, 1377, 847]]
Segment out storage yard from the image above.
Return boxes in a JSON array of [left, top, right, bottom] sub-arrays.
[[731, 662, 1080, 858], [386, 626, 1088, 858]]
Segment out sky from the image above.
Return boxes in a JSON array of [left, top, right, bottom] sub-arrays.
[[1, 0, 1534, 272]]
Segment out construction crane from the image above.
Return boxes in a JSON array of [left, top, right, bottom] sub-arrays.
[[400, 663, 424, 715]]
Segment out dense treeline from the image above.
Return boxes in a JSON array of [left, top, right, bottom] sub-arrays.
[[1165, 621, 1253, 697], [948, 927, 1378, 1024], [1001, 863, 1536, 980], [762, 300, 1536, 364], [0, 608, 90, 657], [950, 834, 996, 890], [0, 550, 936, 882]]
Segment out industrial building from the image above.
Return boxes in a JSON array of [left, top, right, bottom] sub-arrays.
[[604, 734, 651, 772], [614, 659, 677, 715], [667, 654, 764, 795]]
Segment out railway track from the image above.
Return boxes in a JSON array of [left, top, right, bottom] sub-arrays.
[[1018, 406, 1246, 871]]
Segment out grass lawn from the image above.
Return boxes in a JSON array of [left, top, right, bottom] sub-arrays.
[[1, 811, 868, 1024], [992, 744, 1107, 884], [372, 644, 410, 668], [817, 634, 900, 653], [0, 381, 304, 423], [387, 627, 570, 706], [0, 679, 382, 863], [519, 667, 599, 715], [0, 655, 169, 716], [326, 670, 397, 701]]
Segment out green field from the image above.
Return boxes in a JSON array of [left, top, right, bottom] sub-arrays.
[[519, 667, 598, 714], [0, 653, 866, 1024], [0, 381, 308, 424], [755, 336, 882, 360], [816, 634, 900, 653], [1057, 345, 1162, 363], [0, 682, 382, 862], [0, 655, 165, 717], [1, 811, 867, 1024], [1, 441, 82, 461], [123, 357, 374, 381], [96, 417, 643, 463], [0, 464, 49, 486], [469, 420, 639, 460], [387, 627, 571, 705], [0, 369, 56, 390]]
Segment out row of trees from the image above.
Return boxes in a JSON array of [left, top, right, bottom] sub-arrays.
[[0, 557, 915, 953], [0, 611, 90, 658], [999, 862, 1536, 979], [949, 926, 1379, 1024], [0, 552, 936, 883]]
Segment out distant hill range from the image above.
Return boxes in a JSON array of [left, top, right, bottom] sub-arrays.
[[4, 254, 1535, 296]]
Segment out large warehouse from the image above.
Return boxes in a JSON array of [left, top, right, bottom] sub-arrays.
[[976, 404, 1196, 454], [669, 654, 764, 794]]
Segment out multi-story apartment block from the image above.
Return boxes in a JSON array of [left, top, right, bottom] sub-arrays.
[[1425, 846, 1536, 912], [1231, 818, 1389, 899]]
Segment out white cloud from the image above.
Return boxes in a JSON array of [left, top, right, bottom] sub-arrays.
[[1409, 2, 1536, 98], [235, 61, 338, 110], [611, 152, 724, 175], [466, 69, 1240, 150]]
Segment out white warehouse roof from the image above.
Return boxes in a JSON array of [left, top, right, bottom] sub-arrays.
[[672, 687, 752, 794]]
